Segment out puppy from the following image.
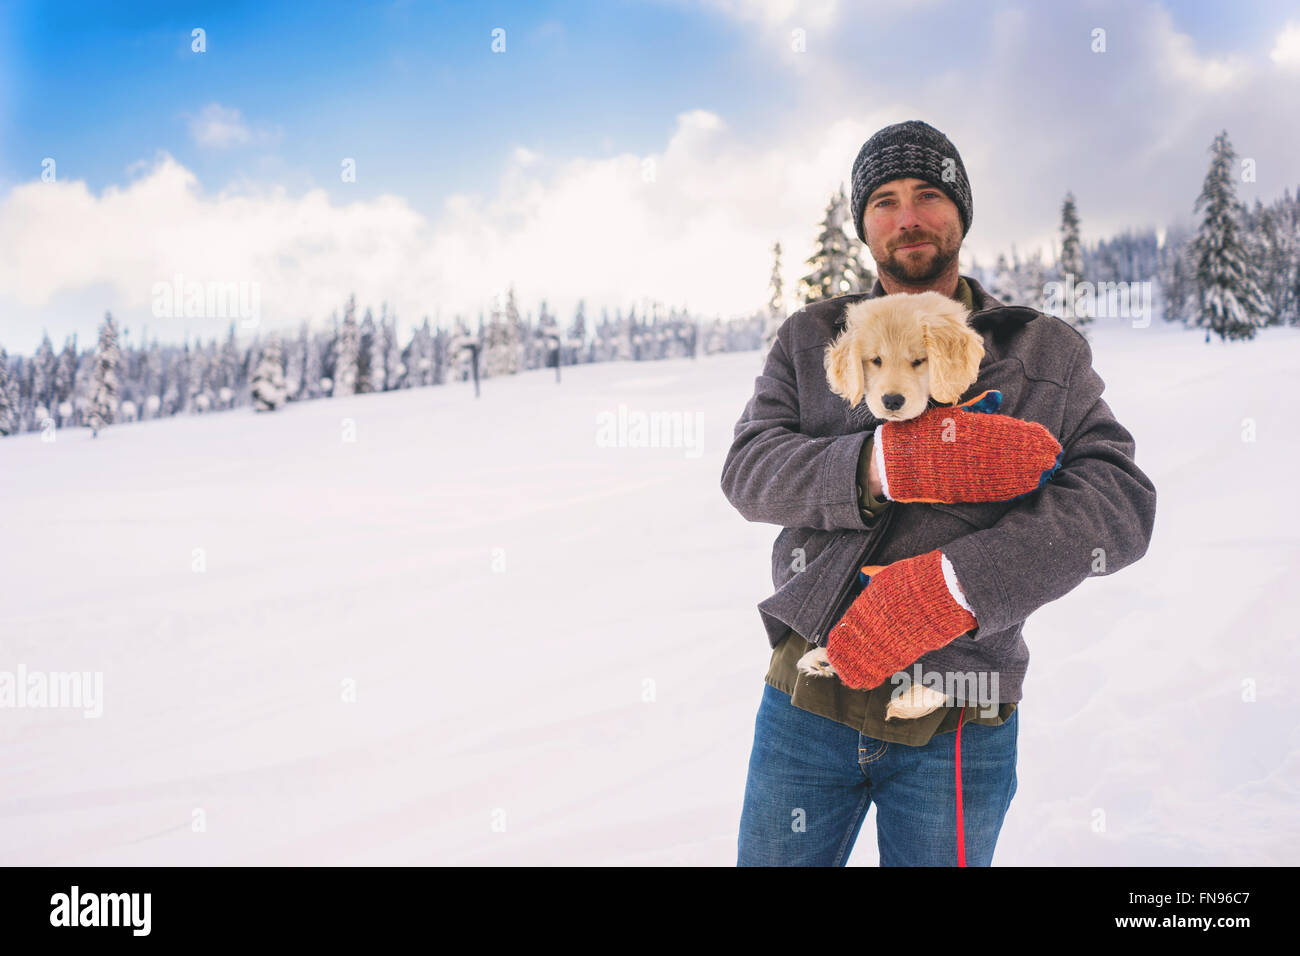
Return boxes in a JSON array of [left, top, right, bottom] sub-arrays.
[[797, 291, 985, 721]]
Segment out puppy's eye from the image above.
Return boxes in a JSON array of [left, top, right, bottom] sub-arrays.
[[911, 358, 925, 368], [871, 357, 882, 367]]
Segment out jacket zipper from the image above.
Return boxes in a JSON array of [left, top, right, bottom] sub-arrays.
[[811, 503, 897, 646]]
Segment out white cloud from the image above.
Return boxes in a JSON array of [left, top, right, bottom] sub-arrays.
[[187, 103, 252, 148], [700, 0, 839, 31], [185, 102, 283, 150], [511, 146, 542, 166], [1270, 20, 1300, 70], [0, 153, 427, 345], [0, 113, 880, 347], [402, 106, 881, 324], [1158, 15, 1247, 92]]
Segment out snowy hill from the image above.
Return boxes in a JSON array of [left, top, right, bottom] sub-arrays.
[[2, 318, 1298, 865]]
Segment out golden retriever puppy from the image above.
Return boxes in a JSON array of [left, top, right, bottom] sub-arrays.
[[798, 291, 985, 721], [823, 290, 984, 420]]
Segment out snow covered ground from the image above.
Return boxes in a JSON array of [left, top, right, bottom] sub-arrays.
[[2, 315, 1298, 866]]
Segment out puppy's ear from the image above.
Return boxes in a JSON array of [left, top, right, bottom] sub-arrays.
[[824, 328, 866, 407], [922, 308, 984, 405]]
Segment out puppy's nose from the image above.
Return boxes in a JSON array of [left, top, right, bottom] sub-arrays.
[[881, 393, 905, 411]]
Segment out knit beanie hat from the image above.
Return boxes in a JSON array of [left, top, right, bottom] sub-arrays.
[[849, 120, 973, 243]]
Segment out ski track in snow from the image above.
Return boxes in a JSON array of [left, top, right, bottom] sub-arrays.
[[1, 317, 1297, 865]]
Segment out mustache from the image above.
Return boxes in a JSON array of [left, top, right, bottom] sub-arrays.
[[891, 235, 938, 251]]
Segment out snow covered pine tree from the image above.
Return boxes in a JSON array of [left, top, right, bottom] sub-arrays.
[[87, 312, 121, 437], [251, 339, 288, 411]]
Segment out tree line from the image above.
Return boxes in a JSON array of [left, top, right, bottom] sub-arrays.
[[0, 290, 748, 437]]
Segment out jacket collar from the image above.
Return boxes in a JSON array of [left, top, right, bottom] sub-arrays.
[[856, 274, 1040, 342]]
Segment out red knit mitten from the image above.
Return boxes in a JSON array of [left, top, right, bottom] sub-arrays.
[[874, 389, 1063, 504], [824, 549, 977, 691]]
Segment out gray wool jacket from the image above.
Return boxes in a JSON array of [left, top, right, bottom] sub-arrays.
[[719, 275, 1157, 703]]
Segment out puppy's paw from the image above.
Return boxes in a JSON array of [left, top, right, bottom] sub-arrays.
[[885, 683, 950, 720], [796, 647, 837, 678]]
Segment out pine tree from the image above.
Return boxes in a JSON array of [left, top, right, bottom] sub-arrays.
[[529, 302, 551, 369], [1020, 249, 1049, 312], [10, 357, 32, 434], [1191, 130, 1270, 341], [1058, 192, 1091, 333], [0, 346, 16, 436], [187, 339, 213, 412], [1093, 242, 1120, 285], [138, 343, 158, 418], [357, 306, 380, 392], [434, 322, 453, 383], [483, 298, 509, 377], [1278, 189, 1300, 325], [251, 338, 287, 411], [87, 311, 122, 437], [408, 317, 435, 386], [763, 240, 786, 357], [991, 253, 1018, 305], [160, 348, 181, 417], [569, 300, 587, 349], [219, 322, 241, 405], [799, 184, 873, 305], [1245, 199, 1287, 326], [72, 336, 95, 422], [303, 323, 324, 398], [32, 333, 55, 419], [504, 286, 523, 373], [144, 342, 164, 418], [383, 305, 403, 388], [53, 335, 77, 417], [1059, 193, 1084, 281], [334, 294, 360, 395], [284, 322, 306, 400], [1158, 225, 1196, 325]]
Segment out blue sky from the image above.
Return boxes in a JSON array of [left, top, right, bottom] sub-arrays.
[[2, 0, 796, 209], [3, 0, 1299, 351]]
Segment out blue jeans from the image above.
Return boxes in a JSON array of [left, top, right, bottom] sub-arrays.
[[738, 682, 1018, 866]]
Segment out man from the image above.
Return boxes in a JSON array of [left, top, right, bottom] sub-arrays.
[[722, 120, 1156, 866]]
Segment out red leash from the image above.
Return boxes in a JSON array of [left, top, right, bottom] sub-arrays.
[[956, 704, 966, 867]]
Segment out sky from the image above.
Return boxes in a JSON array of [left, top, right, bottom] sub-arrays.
[[2, 0, 1299, 351]]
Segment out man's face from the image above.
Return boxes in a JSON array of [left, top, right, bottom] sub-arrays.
[[861, 177, 963, 286]]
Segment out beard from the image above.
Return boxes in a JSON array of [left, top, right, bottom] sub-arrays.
[[877, 232, 960, 286]]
